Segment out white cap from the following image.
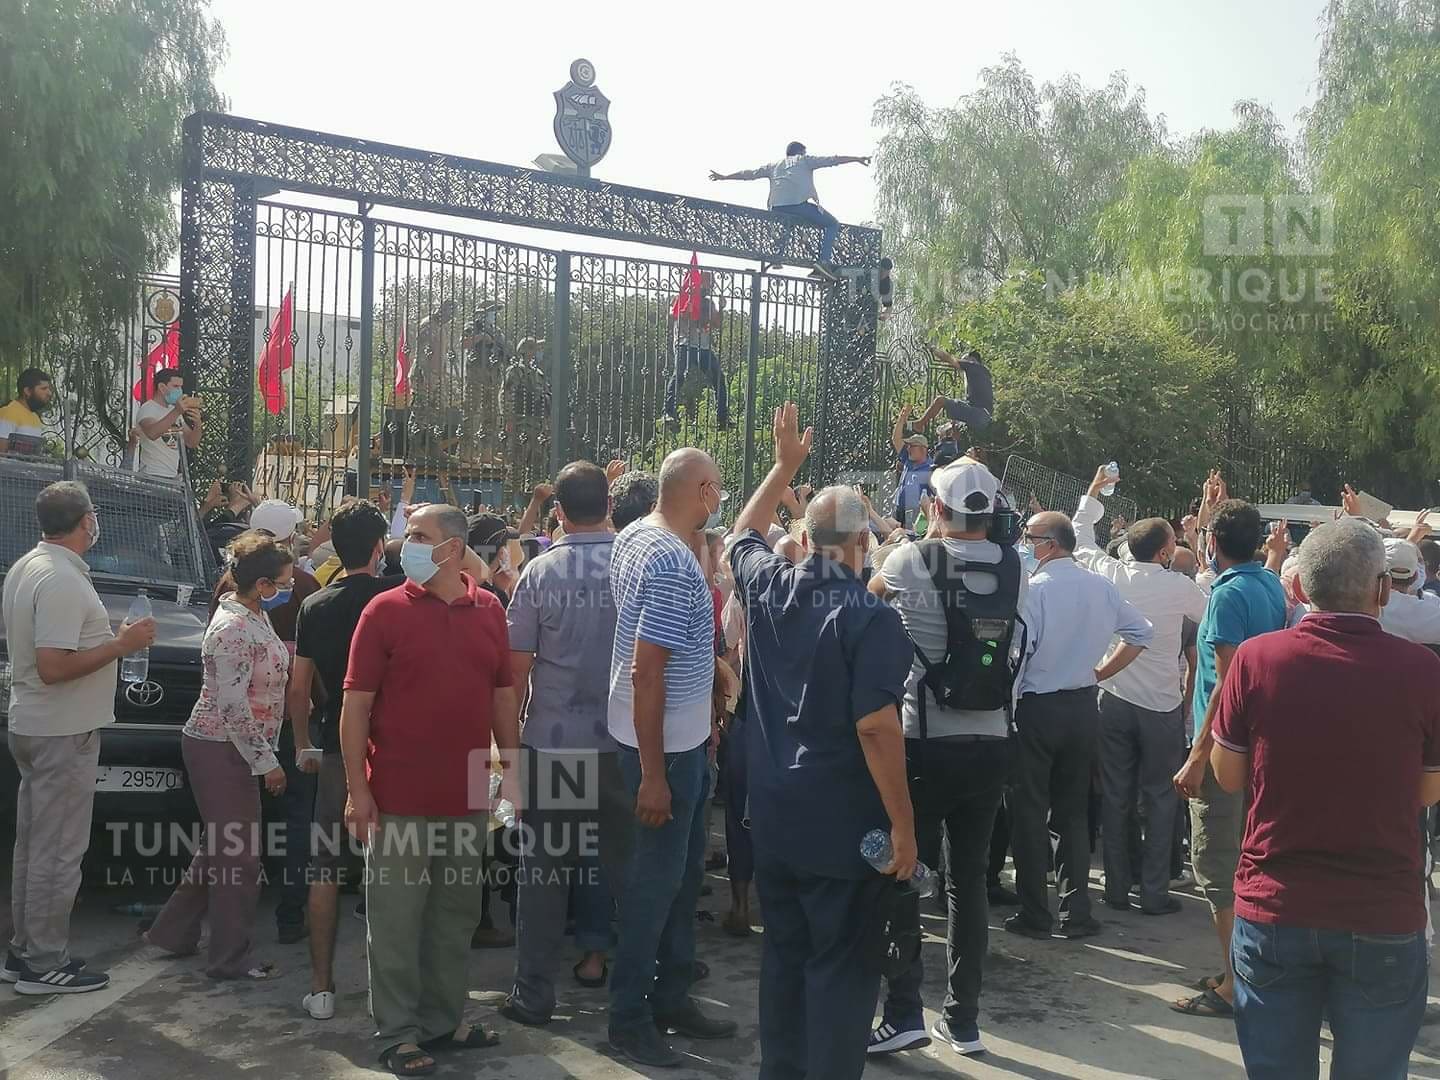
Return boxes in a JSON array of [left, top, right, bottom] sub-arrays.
[[1384, 538, 1421, 582], [250, 499, 304, 542], [931, 460, 1000, 516]]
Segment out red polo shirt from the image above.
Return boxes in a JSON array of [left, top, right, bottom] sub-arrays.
[[1212, 612, 1440, 933], [344, 576, 513, 816]]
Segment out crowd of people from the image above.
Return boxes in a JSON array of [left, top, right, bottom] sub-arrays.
[[5, 346, 1440, 1080]]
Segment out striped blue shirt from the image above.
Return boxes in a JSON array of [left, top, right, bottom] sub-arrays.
[[607, 521, 714, 752]]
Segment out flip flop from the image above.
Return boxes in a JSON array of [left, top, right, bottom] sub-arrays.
[[379, 1044, 436, 1076], [572, 960, 608, 989], [1170, 987, 1234, 1018], [420, 1026, 500, 1053], [1190, 972, 1225, 993]]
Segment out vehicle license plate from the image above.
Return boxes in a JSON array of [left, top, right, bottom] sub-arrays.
[[95, 767, 185, 792]]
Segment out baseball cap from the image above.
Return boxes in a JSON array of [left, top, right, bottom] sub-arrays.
[[1384, 538, 1421, 581], [467, 512, 519, 555], [902, 434, 929, 449], [931, 460, 1000, 516], [250, 499, 304, 542]]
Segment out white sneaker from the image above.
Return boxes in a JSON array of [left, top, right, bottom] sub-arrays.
[[931, 1018, 987, 1056], [867, 1020, 931, 1055], [302, 990, 336, 1020]]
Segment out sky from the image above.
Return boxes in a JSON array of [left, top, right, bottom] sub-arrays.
[[205, 0, 1331, 243]]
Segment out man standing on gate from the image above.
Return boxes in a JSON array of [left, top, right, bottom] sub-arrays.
[[135, 368, 202, 481], [866, 459, 1026, 1059], [732, 403, 916, 1080], [1072, 467, 1210, 917], [709, 142, 870, 272], [1005, 511, 1153, 941]]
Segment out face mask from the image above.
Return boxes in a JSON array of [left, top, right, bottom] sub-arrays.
[[699, 486, 720, 531], [1019, 543, 1039, 576], [705, 507, 722, 530], [259, 583, 293, 610], [84, 513, 100, 550], [163, 386, 183, 406], [401, 539, 451, 585]]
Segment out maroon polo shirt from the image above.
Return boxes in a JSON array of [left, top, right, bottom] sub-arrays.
[[344, 575, 513, 817], [1212, 612, 1440, 933]]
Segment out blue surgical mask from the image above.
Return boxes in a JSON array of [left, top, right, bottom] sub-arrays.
[[163, 386, 183, 406], [1019, 543, 1039, 576], [401, 538, 451, 585], [260, 585, 292, 610]]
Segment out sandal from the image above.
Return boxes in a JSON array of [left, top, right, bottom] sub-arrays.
[[379, 1044, 436, 1076], [1170, 987, 1234, 1018], [1190, 972, 1225, 993], [420, 1024, 500, 1053], [572, 960, 608, 988]]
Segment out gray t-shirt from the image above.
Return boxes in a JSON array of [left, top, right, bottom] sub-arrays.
[[2, 544, 117, 737], [880, 537, 1028, 739], [506, 532, 618, 753]]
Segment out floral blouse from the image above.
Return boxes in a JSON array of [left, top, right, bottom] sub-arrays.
[[184, 597, 290, 775]]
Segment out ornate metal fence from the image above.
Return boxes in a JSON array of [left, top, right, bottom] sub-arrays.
[[179, 112, 886, 514]]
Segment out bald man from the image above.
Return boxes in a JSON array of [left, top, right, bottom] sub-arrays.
[[730, 405, 915, 1080], [1004, 511, 1153, 941], [606, 447, 735, 1067]]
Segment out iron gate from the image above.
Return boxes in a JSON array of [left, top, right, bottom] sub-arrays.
[[180, 113, 884, 514]]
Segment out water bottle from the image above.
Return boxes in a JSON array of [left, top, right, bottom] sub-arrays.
[[860, 828, 935, 898], [1101, 461, 1120, 497], [120, 591, 152, 684], [488, 770, 516, 829]]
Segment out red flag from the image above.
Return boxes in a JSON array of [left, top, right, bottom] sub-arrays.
[[256, 286, 295, 415], [670, 252, 702, 320], [132, 322, 179, 402], [394, 325, 411, 397]]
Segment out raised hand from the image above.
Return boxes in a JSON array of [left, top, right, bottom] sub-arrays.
[[773, 402, 813, 475], [605, 458, 628, 484], [1407, 510, 1433, 545], [1341, 484, 1362, 518]]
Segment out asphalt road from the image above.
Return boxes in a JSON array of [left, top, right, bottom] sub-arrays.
[[4, 853, 1440, 1079]]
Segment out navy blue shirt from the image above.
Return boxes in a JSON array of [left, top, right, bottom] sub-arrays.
[[731, 531, 913, 879]]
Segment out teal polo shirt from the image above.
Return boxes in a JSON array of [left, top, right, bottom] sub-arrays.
[[1193, 561, 1287, 736]]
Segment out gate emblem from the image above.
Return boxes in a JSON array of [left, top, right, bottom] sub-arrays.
[[553, 59, 611, 171]]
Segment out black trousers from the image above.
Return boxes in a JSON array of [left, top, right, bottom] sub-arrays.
[[884, 737, 1013, 1030], [987, 797, 1010, 886], [1010, 689, 1099, 929], [755, 857, 884, 1080]]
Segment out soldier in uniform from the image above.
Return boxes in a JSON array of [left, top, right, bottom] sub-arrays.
[[499, 337, 551, 504], [461, 300, 508, 463], [408, 300, 456, 458]]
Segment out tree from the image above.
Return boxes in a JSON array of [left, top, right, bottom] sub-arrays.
[[0, 0, 225, 372], [873, 56, 1162, 329]]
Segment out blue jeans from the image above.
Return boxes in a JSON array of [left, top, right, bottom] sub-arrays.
[[663, 346, 728, 424], [608, 743, 710, 1034], [573, 857, 614, 954], [775, 202, 839, 263], [1232, 915, 1428, 1080]]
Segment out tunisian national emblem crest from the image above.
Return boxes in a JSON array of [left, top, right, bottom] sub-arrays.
[[553, 58, 612, 172]]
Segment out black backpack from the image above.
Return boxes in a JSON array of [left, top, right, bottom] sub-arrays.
[[910, 539, 1025, 732]]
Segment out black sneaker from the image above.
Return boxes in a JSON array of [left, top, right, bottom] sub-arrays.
[[1059, 916, 1103, 939], [1002, 914, 1052, 940], [986, 884, 1020, 907], [15, 959, 110, 996], [609, 1024, 682, 1068], [3, 950, 86, 983], [654, 997, 737, 1040], [1101, 897, 1134, 912]]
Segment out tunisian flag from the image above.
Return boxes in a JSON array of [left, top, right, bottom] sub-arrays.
[[256, 286, 295, 415], [394, 325, 411, 397], [670, 252, 702, 320], [132, 322, 179, 401]]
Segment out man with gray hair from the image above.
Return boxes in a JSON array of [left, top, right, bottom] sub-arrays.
[[1210, 518, 1440, 1078], [3, 481, 155, 994], [730, 404, 915, 1080]]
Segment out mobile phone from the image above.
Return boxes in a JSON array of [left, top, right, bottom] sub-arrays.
[[297, 748, 324, 767]]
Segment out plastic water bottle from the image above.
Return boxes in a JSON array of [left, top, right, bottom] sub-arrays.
[[1101, 461, 1120, 497], [860, 828, 936, 898], [488, 770, 516, 828], [120, 591, 152, 684]]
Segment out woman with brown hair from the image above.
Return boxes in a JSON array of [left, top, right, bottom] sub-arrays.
[[145, 531, 294, 979]]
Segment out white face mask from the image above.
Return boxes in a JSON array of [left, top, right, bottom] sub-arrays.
[[84, 513, 100, 551]]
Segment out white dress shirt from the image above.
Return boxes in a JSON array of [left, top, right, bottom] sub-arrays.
[[1074, 496, 1211, 713], [1380, 588, 1440, 645], [1018, 555, 1154, 696]]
